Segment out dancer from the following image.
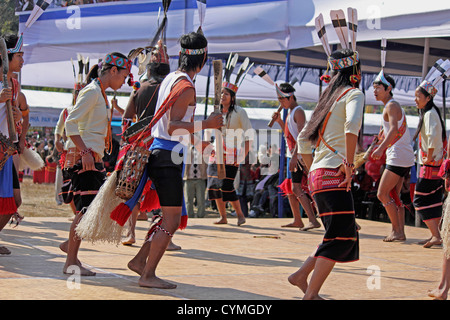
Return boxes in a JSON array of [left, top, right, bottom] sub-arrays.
[[371, 70, 414, 242], [130, 31, 222, 289], [289, 8, 363, 300], [412, 60, 449, 248], [60, 52, 131, 275], [271, 82, 321, 230], [55, 82, 82, 216], [121, 39, 171, 246], [0, 34, 24, 255], [207, 53, 253, 226], [429, 62, 450, 298]]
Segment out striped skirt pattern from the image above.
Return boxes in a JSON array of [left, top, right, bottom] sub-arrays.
[[414, 165, 443, 221], [308, 168, 359, 263], [207, 163, 239, 202]]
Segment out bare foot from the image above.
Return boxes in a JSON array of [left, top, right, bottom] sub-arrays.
[[288, 270, 308, 293], [63, 264, 96, 276], [303, 293, 325, 300], [139, 275, 177, 289], [282, 222, 304, 228], [423, 237, 442, 248], [428, 288, 447, 300], [300, 222, 321, 231], [214, 218, 227, 225], [0, 246, 11, 255], [383, 231, 406, 242], [122, 237, 136, 246], [167, 241, 181, 251], [128, 259, 144, 276], [418, 237, 431, 245], [237, 217, 246, 226], [59, 240, 69, 253]]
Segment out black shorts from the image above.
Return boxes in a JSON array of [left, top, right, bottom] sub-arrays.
[[12, 163, 20, 189], [291, 163, 304, 184], [147, 149, 184, 207], [385, 165, 411, 178]]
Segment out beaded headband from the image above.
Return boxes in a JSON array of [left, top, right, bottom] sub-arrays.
[[6, 33, 24, 54], [374, 69, 392, 89], [419, 80, 438, 97], [328, 51, 359, 70], [222, 81, 239, 93], [275, 84, 295, 99], [179, 47, 207, 55], [104, 54, 132, 73]]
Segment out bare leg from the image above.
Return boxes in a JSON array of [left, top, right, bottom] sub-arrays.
[[62, 212, 95, 276], [423, 218, 443, 248], [293, 183, 321, 231], [428, 255, 450, 300], [282, 193, 304, 228], [214, 198, 228, 224], [229, 199, 246, 226], [128, 241, 151, 275], [303, 257, 335, 300], [122, 205, 139, 245], [138, 206, 180, 289], [377, 170, 406, 242], [288, 254, 316, 293], [0, 214, 13, 255]]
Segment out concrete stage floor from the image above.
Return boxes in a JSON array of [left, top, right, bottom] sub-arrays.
[[0, 216, 444, 300]]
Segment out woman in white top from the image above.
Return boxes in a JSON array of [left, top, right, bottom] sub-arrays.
[[412, 85, 446, 248], [207, 85, 252, 226], [372, 72, 414, 242], [61, 51, 131, 276], [291, 48, 364, 300]]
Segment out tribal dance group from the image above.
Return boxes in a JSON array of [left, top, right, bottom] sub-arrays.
[[1, 6, 450, 300]]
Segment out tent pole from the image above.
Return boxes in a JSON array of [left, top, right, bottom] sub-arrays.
[[278, 50, 290, 218], [204, 60, 212, 120], [421, 38, 430, 79], [443, 79, 447, 130]]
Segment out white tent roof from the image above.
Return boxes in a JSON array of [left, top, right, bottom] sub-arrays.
[[16, 0, 450, 107]]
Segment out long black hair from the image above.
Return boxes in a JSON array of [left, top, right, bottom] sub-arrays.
[[300, 49, 361, 142], [0, 34, 20, 68], [412, 86, 446, 142], [221, 87, 236, 122]]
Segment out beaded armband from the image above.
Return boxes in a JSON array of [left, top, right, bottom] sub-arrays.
[[79, 148, 93, 157]]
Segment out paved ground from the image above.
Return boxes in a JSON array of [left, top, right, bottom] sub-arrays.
[[0, 216, 444, 301]]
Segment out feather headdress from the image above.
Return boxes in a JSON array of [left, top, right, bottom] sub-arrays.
[[374, 38, 392, 89], [419, 59, 450, 97], [315, 8, 359, 84], [222, 53, 253, 93]]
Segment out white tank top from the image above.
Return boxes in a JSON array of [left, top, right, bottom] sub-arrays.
[[0, 81, 18, 140], [285, 105, 304, 157], [151, 71, 195, 146], [382, 99, 415, 167]]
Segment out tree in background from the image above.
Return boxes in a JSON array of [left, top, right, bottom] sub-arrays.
[[1, 0, 19, 35]]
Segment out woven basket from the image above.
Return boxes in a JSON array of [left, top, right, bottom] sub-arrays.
[[0, 133, 17, 171], [115, 145, 151, 200]]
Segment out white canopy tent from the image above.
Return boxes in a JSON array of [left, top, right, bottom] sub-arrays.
[[16, 0, 450, 106], [16, 0, 450, 217]]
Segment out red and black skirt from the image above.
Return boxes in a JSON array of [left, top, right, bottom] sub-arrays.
[[308, 167, 359, 263], [413, 165, 443, 222], [207, 163, 239, 202]]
